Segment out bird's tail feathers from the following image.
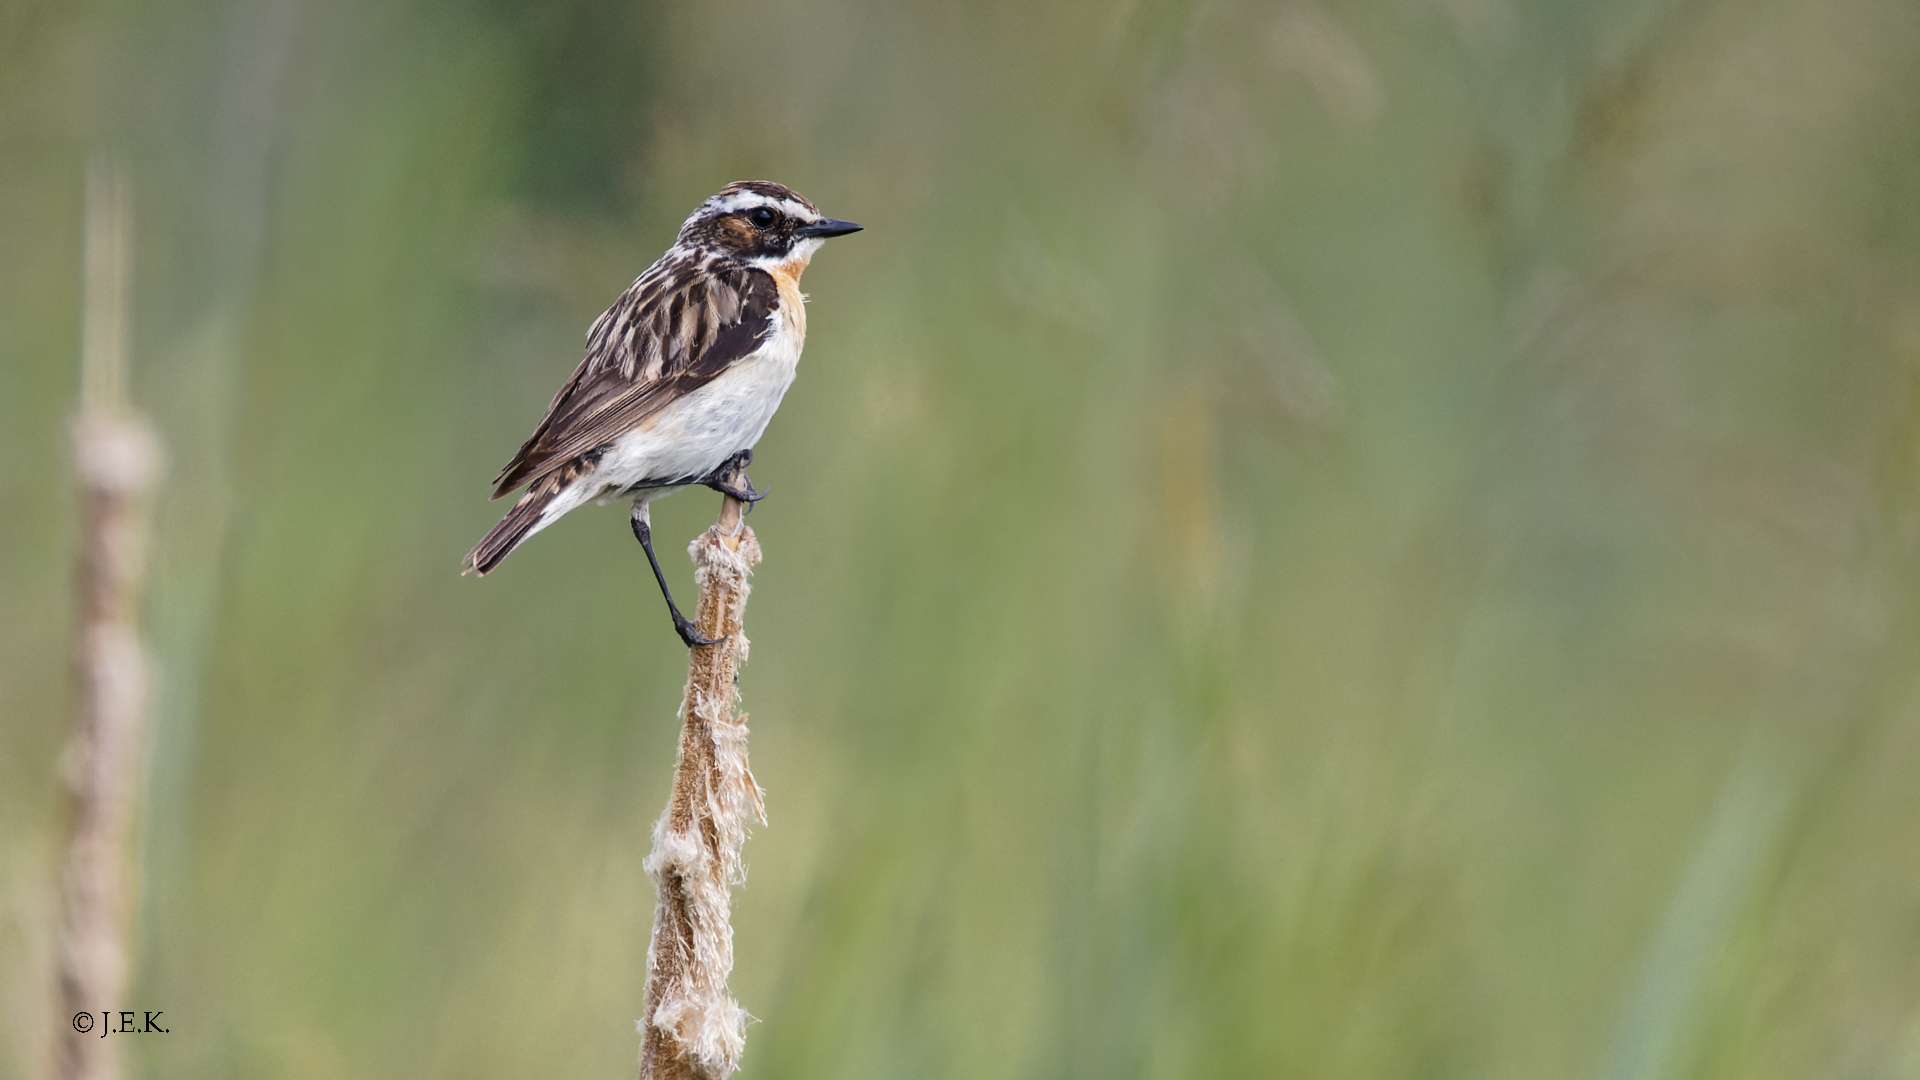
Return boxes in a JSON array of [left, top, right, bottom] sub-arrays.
[[463, 474, 572, 576]]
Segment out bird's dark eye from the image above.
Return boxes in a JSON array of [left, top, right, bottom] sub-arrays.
[[746, 207, 779, 229]]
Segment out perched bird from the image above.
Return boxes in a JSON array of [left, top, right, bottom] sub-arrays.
[[464, 181, 862, 645]]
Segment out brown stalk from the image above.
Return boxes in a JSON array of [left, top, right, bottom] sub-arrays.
[[55, 157, 163, 1080], [638, 490, 766, 1080]]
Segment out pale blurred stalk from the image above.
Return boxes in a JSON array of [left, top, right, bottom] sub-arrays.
[[54, 156, 163, 1080], [639, 494, 766, 1080]]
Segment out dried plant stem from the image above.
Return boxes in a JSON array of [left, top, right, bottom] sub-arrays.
[[55, 157, 162, 1080], [639, 495, 766, 1080]]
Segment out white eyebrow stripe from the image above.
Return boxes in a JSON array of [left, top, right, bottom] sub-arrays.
[[692, 192, 820, 221]]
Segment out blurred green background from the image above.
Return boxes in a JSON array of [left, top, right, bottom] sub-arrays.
[[8, 0, 1920, 1076]]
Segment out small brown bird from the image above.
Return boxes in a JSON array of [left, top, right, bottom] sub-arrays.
[[464, 181, 862, 645]]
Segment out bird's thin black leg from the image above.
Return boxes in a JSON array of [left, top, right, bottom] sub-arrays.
[[631, 504, 723, 648], [701, 448, 767, 506]]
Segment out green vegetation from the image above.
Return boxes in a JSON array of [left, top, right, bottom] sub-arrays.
[[7, 0, 1920, 1077]]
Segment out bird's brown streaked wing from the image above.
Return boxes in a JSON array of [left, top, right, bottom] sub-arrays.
[[491, 255, 780, 497]]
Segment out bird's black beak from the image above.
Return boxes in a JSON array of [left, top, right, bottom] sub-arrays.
[[797, 218, 863, 238]]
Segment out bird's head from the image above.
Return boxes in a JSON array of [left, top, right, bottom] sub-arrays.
[[676, 181, 863, 271]]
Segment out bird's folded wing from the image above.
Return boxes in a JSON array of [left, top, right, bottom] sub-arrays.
[[492, 255, 780, 497]]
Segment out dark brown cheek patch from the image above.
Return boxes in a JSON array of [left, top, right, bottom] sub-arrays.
[[681, 218, 757, 256]]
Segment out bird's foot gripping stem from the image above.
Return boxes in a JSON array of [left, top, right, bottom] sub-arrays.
[[701, 449, 767, 507]]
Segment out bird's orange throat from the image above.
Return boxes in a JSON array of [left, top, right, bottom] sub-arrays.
[[768, 248, 813, 284], [769, 252, 811, 335]]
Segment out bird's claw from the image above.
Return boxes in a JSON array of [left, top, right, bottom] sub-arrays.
[[674, 614, 725, 649], [708, 478, 768, 505], [702, 450, 768, 507]]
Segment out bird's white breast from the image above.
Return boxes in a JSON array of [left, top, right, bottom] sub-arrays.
[[589, 305, 804, 493]]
